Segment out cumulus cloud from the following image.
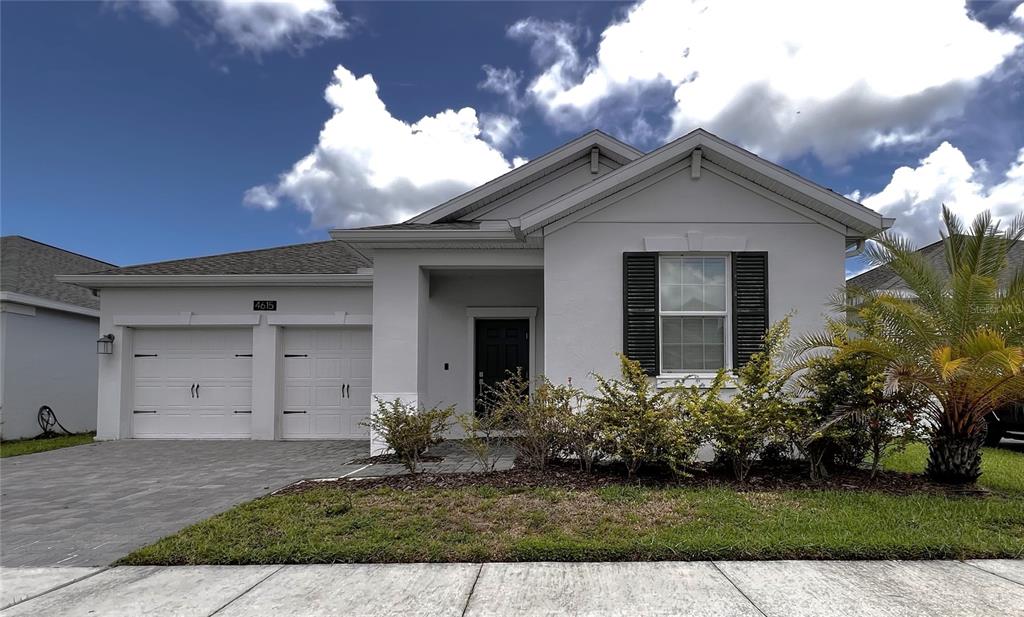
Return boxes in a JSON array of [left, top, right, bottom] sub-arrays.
[[479, 113, 522, 147], [120, 0, 349, 53], [510, 0, 1022, 161], [245, 65, 516, 228], [479, 65, 523, 109], [855, 142, 1024, 245]]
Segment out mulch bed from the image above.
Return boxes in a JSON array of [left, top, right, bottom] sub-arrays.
[[277, 459, 991, 497]]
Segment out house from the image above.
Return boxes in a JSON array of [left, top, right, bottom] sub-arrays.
[[1, 236, 114, 439], [847, 236, 1023, 294], [59, 129, 891, 450]]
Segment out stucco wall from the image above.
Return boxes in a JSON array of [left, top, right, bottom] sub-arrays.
[[543, 164, 846, 390], [95, 285, 372, 439], [0, 305, 99, 439]]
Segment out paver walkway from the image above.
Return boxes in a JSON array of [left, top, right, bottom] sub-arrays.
[[1, 439, 512, 567], [1, 560, 1021, 616]]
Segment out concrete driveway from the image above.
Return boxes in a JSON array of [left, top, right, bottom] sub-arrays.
[[0, 440, 367, 567]]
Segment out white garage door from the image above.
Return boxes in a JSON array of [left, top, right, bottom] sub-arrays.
[[281, 327, 371, 439], [132, 328, 253, 438]]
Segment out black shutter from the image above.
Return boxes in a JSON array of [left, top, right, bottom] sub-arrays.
[[732, 252, 769, 368], [623, 252, 659, 376]]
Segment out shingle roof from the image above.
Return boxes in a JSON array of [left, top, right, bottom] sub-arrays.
[[1, 236, 114, 310], [848, 238, 1023, 291], [86, 240, 369, 276]]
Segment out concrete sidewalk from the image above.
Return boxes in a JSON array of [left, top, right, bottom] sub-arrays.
[[1, 560, 1021, 616]]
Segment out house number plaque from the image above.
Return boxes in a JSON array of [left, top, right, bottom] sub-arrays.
[[253, 300, 277, 311]]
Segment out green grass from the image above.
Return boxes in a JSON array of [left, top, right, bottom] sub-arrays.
[[0, 432, 95, 458], [122, 445, 1024, 565], [883, 443, 1024, 496]]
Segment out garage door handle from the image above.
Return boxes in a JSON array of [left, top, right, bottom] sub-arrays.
[[285, 354, 308, 358], [133, 410, 157, 414], [234, 410, 252, 414], [134, 353, 158, 358], [235, 354, 252, 358], [345, 384, 350, 398], [190, 383, 196, 398], [283, 410, 307, 414]]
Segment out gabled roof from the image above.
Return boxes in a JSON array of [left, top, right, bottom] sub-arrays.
[[518, 128, 892, 238], [0, 236, 114, 311], [76, 240, 369, 276], [406, 129, 643, 224], [848, 238, 1023, 290]]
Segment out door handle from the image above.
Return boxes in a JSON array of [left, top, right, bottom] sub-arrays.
[[191, 383, 196, 398], [196, 383, 200, 399], [344, 384, 350, 399]]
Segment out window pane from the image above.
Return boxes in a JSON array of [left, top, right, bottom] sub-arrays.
[[681, 285, 703, 310], [682, 317, 703, 344], [704, 285, 726, 312], [661, 285, 681, 311], [662, 316, 681, 344], [682, 258, 703, 285], [704, 317, 724, 344], [682, 345, 703, 370], [704, 258, 726, 285], [663, 344, 682, 371], [661, 257, 682, 286], [704, 344, 725, 369]]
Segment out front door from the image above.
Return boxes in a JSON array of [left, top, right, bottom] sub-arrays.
[[474, 319, 530, 412]]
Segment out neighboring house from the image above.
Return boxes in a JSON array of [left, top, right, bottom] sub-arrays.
[[1, 236, 114, 439], [60, 129, 891, 450], [847, 237, 1023, 294]]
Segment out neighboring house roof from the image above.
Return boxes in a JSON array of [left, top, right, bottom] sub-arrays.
[[0, 236, 114, 312], [407, 130, 643, 224], [517, 128, 891, 238], [355, 222, 481, 231], [81, 240, 369, 276], [848, 238, 1024, 291]]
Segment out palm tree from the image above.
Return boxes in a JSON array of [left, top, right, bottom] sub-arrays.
[[800, 206, 1023, 484]]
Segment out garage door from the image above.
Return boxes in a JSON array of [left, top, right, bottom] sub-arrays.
[[132, 328, 253, 438], [281, 327, 371, 439]]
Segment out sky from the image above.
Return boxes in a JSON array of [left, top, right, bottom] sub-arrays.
[[2, 0, 1023, 275]]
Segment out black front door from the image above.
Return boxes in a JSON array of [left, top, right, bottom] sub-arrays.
[[474, 319, 529, 412]]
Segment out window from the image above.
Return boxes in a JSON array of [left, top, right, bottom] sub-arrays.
[[659, 255, 728, 372]]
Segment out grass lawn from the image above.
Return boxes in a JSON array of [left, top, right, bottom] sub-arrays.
[[0, 432, 95, 458], [121, 444, 1024, 565]]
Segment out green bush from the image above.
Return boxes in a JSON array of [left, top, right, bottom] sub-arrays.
[[589, 354, 700, 478], [455, 409, 505, 472], [694, 318, 799, 482], [363, 398, 453, 473], [483, 370, 571, 469]]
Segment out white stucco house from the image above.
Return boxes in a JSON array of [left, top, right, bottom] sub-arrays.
[[60, 129, 891, 449], [1, 236, 113, 439]]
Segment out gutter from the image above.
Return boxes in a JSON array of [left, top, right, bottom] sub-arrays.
[[55, 273, 374, 289]]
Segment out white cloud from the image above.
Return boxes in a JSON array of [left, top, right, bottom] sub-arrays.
[[122, 0, 349, 53], [245, 65, 516, 228], [857, 142, 1024, 245], [479, 65, 523, 108], [480, 113, 522, 148], [1014, 2, 1024, 24], [512, 0, 1022, 161]]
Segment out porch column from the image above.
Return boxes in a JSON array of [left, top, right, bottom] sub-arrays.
[[250, 320, 279, 440], [369, 253, 428, 455]]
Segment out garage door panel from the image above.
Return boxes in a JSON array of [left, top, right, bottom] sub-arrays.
[[282, 326, 371, 439], [132, 328, 253, 439]]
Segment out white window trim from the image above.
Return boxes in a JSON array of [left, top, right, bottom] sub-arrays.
[[657, 253, 732, 379]]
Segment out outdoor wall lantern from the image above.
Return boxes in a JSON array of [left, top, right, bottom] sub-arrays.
[[96, 333, 115, 355]]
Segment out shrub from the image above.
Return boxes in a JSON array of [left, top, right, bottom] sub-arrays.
[[455, 409, 505, 472], [695, 318, 798, 482], [589, 354, 700, 478], [560, 398, 606, 473], [483, 370, 570, 469], [797, 334, 926, 478], [363, 398, 453, 474]]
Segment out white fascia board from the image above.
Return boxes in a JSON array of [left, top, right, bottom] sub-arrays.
[[55, 273, 373, 288], [404, 131, 643, 224], [519, 129, 888, 237], [0, 291, 100, 317], [329, 228, 520, 244]]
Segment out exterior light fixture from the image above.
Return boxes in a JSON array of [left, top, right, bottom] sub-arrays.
[[96, 333, 115, 355]]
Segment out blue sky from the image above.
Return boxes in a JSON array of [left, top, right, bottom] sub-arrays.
[[2, 1, 1023, 273]]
